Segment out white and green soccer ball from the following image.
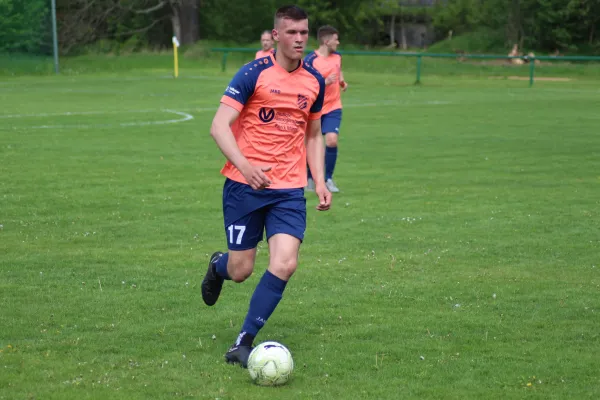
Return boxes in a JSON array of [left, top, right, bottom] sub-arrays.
[[247, 341, 294, 386]]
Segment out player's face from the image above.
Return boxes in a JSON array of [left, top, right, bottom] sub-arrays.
[[261, 33, 273, 51], [326, 34, 339, 52], [273, 18, 309, 61]]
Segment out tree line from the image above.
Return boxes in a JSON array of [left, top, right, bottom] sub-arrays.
[[1, 0, 598, 55]]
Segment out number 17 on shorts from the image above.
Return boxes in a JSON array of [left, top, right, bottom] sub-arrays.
[[228, 225, 246, 245]]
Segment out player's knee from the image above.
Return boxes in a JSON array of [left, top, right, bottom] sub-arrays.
[[270, 257, 298, 280], [325, 134, 338, 147], [228, 257, 254, 283], [229, 266, 253, 283]]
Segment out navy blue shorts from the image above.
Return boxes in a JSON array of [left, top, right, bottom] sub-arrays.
[[222, 179, 306, 251], [321, 109, 342, 135]]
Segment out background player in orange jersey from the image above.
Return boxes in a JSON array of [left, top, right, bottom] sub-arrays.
[[255, 30, 275, 59], [201, 5, 332, 368], [304, 25, 348, 193]]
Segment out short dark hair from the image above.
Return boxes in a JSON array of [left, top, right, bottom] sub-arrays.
[[261, 30, 273, 38], [318, 25, 338, 43], [274, 5, 308, 27]]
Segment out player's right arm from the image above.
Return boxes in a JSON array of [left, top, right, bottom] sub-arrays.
[[210, 104, 271, 190], [306, 51, 337, 86], [324, 73, 338, 86], [305, 71, 331, 211], [211, 64, 272, 190]]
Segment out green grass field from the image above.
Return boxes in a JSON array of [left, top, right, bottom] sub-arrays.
[[1, 58, 600, 399]]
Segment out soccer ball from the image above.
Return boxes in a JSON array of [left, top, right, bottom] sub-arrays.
[[247, 341, 294, 386]]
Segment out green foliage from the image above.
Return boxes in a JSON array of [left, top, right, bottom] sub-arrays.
[[522, 0, 600, 53], [431, 0, 482, 37], [197, 0, 373, 44], [0, 0, 50, 53], [199, 0, 278, 43], [430, 0, 600, 54], [295, 0, 372, 42], [426, 28, 507, 54], [81, 35, 149, 56], [2, 0, 599, 56]]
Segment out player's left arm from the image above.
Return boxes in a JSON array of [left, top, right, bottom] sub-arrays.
[[306, 74, 331, 211], [340, 71, 348, 91], [338, 54, 348, 91], [306, 118, 331, 211]]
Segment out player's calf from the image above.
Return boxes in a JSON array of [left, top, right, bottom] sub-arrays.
[[227, 249, 257, 282]]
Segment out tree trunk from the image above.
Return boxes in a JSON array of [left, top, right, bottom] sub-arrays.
[[171, 0, 199, 45], [171, 7, 181, 43], [507, 0, 522, 47], [399, 12, 407, 50], [390, 14, 396, 46], [590, 22, 596, 45]]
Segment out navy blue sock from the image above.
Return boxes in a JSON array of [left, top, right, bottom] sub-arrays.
[[238, 270, 288, 345], [325, 146, 338, 180], [215, 252, 231, 280]]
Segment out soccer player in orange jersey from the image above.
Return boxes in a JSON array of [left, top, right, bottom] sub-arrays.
[[255, 30, 275, 59], [201, 5, 332, 368], [304, 25, 348, 193]]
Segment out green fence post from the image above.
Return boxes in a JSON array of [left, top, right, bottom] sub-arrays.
[[221, 52, 229, 72], [415, 55, 422, 85], [529, 57, 535, 87], [51, 0, 59, 74]]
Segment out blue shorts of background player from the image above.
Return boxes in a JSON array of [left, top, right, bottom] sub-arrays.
[[307, 108, 342, 192], [222, 179, 306, 251], [321, 108, 342, 136]]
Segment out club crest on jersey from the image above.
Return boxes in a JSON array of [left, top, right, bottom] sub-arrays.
[[297, 94, 308, 110], [258, 107, 275, 123]]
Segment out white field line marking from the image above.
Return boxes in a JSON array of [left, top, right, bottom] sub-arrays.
[[0, 109, 155, 119], [0, 107, 219, 120], [343, 100, 451, 108], [119, 109, 193, 127], [182, 100, 450, 114], [9, 109, 194, 130], [0, 75, 228, 86], [1, 100, 450, 129]]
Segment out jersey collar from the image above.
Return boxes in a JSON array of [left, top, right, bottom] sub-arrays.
[[271, 51, 302, 74]]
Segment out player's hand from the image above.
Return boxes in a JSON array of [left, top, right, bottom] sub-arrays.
[[242, 165, 272, 190], [340, 80, 348, 92], [325, 73, 338, 86], [314, 183, 332, 211]]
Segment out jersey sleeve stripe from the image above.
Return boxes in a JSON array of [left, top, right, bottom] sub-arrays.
[[220, 96, 244, 112], [308, 111, 322, 120]]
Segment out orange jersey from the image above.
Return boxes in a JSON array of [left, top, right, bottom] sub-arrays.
[[304, 51, 342, 114], [220, 54, 325, 189], [255, 49, 274, 59]]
